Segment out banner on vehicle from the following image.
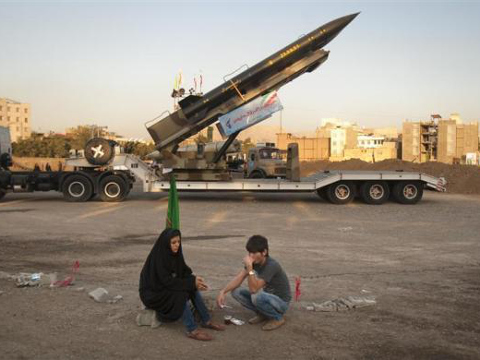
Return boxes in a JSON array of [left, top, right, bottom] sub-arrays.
[[217, 91, 283, 137]]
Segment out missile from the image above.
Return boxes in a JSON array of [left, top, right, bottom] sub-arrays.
[[147, 12, 359, 151]]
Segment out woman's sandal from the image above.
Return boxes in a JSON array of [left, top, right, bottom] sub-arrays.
[[202, 321, 226, 331], [187, 329, 213, 341]]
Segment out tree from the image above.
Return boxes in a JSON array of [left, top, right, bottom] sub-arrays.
[[68, 126, 94, 150]]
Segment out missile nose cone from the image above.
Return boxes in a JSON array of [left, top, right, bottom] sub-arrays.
[[321, 12, 360, 46]]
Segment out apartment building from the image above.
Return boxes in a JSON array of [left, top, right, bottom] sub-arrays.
[[402, 114, 479, 164], [329, 126, 357, 161], [0, 98, 31, 142]]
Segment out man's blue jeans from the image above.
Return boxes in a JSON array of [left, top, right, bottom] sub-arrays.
[[231, 288, 289, 321], [182, 291, 211, 332]]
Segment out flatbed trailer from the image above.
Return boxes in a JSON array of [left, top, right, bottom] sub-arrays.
[[65, 153, 446, 205]]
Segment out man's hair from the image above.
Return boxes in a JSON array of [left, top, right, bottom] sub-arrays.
[[246, 235, 269, 256]]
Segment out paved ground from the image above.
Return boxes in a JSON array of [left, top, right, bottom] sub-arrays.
[[1, 187, 479, 360]]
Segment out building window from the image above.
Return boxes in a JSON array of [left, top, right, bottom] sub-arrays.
[[16, 117, 20, 122], [0, 106, 2, 111], [7, 107, 11, 112], [0, 116, 2, 121], [16, 107, 19, 112], [7, 116, 10, 121], [24, 108, 28, 114], [25, 118, 28, 123], [16, 127, 20, 131]]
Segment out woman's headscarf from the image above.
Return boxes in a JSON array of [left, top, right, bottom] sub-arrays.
[[139, 228, 193, 292], [138, 228, 196, 321]]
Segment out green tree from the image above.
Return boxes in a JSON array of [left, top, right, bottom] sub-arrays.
[[68, 126, 94, 150]]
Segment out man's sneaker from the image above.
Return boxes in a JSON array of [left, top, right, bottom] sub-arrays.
[[262, 317, 285, 331], [248, 314, 267, 325]]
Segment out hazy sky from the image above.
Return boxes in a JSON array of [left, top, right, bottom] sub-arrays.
[[1, 1, 479, 139]]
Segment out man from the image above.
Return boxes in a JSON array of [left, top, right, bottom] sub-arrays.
[[216, 235, 291, 331]]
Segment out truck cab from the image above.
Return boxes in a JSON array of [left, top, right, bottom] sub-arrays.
[[246, 143, 287, 179]]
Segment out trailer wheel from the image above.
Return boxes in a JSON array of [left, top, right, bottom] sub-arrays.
[[0, 189, 6, 201], [316, 187, 328, 202], [392, 181, 423, 204], [360, 181, 390, 205], [326, 181, 355, 205], [63, 175, 93, 202], [98, 175, 128, 202], [85, 138, 115, 166]]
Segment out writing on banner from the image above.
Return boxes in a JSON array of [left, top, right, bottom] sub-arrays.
[[218, 92, 283, 137]]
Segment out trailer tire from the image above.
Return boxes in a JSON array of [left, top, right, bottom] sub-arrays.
[[249, 170, 266, 179], [85, 138, 115, 166], [98, 175, 128, 202], [316, 187, 328, 202], [360, 181, 390, 205], [326, 181, 355, 205], [392, 181, 423, 204], [63, 175, 93, 202]]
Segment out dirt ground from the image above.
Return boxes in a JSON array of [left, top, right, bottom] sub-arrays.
[[0, 188, 479, 360]]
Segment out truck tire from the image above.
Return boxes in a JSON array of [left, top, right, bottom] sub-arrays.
[[62, 175, 93, 202], [360, 181, 390, 205], [0, 189, 6, 201], [85, 138, 115, 166], [392, 181, 423, 204], [326, 181, 355, 205], [249, 170, 265, 179], [98, 175, 128, 202]]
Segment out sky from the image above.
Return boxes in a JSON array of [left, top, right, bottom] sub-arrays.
[[1, 1, 479, 140]]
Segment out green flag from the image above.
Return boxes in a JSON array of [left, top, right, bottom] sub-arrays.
[[166, 174, 180, 230]]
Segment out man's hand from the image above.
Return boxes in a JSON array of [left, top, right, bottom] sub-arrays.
[[243, 254, 253, 271], [216, 291, 226, 308], [195, 276, 208, 291]]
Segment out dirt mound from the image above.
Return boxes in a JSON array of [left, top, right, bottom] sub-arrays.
[[301, 159, 480, 195]]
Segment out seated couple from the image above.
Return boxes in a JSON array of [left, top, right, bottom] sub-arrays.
[[138, 229, 291, 341]]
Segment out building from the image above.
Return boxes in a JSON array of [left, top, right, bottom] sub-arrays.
[[357, 135, 386, 149], [276, 133, 329, 161], [0, 98, 31, 142], [329, 126, 357, 161], [437, 119, 478, 164], [402, 119, 437, 163], [343, 142, 398, 163], [362, 127, 398, 139], [402, 114, 479, 164]]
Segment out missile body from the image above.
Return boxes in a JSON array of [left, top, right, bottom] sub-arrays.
[[148, 13, 359, 151]]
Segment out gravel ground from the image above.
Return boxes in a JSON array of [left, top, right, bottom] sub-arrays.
[[0, 187, 479, 360]]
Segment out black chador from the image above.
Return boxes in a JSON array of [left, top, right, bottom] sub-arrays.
[[139, 229, 196, 321]]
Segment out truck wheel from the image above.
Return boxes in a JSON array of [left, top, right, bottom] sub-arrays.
[[326, 181, 355, 205], [316, 187, 328, 202], [360, 181, 390, 205], [392, 181, 423, 204], [0, 189, 6, 201], [98, 175, 128, 202], [85, 138, 114, 166], [63, 175, 93, 202], [249, 170, 265, 179]]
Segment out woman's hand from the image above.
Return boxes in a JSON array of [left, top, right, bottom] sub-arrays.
[[195, 276, 208, 291]]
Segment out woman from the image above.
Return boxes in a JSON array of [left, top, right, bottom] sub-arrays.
[[139, 228, 225, 341]]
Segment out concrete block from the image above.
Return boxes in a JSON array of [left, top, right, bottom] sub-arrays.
[[88, 288, 109, 303]]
